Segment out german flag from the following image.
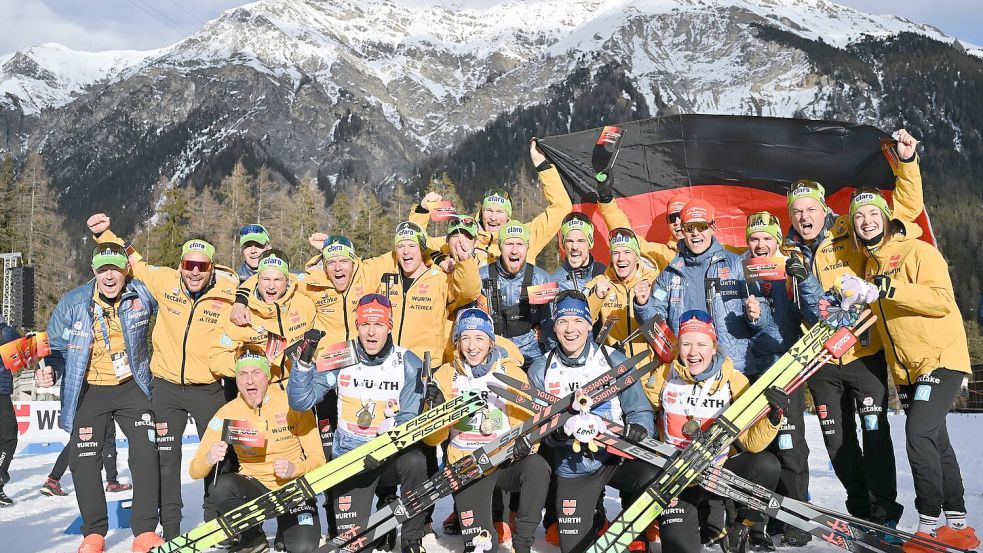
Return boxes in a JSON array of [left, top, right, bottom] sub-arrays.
[[538, 115, 934, 261]]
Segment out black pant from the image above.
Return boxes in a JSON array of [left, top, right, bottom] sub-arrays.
[[454, 454, 550, 552], [152, 377, 227, 539], [333, 447, 428, 543], [315, 391, 339, 537], [807, 353, 903, 522], [51, 422, 119, 481], [897, 368, 967, 518], [555, 458, 659, 553], [659, 451, 780, 553], [764, 384, 809, 534], [210, 473, 321, 553], [70, 379, 159, 537], [0, 394, 16, 486]]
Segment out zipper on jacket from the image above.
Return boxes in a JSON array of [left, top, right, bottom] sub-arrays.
[[871, 255, 911, 385], [275, 302, 285, 337], [179, 301, 200, 386]]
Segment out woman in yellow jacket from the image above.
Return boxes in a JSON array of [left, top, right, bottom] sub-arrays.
[[190, 352, 325, 552], [648, 311, 785, 553], [849, 190, 978, 552], [423, 308, 550, 553], [212, 251, 319, 382]]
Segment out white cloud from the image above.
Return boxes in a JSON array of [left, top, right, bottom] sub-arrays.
[[0, 0, 141, 54]]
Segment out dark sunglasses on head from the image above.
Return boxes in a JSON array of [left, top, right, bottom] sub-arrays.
[[682, 221, 711, 233], [554, 289, 588, 304], [180, 259, 213, 273], [562, 212, 591, 225], [324, 235, 354, 248], [238, 224, 267, 236], [358, 293, 392, 308], [679, 309, 713, 325], [484, 188, 512, 201], [608, 227, 637, 241]]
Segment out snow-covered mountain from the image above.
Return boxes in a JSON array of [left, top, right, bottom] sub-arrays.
[[1, 0, 980, 233]]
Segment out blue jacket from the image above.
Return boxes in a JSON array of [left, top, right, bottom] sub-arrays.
[[479, 260, 552, 363], [237, 261, 256, 282], [529, 342, 654, 478], [549, 258, 607, 293], [0, 323, 21, 396], [740, 252, 823, 377], [635, 238, 771, 374], [287, 338, 424, 458], [46, 279, 158, 432], [783, 211, 839, 272]]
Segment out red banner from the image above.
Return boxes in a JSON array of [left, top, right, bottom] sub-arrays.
[[743, 256, 788, 282], [316, 341, 358, 372], [221, 419, 267, 448]]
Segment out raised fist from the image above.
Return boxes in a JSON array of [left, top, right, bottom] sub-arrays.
[[87, 213, 111, 235]]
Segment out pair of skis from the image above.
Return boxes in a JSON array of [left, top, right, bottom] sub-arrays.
[[153, 391, 486, 553], [317, 349, 659, 552]]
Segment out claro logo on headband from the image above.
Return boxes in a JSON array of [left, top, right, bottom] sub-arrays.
[[792, 187, 814, 197], [853, 192, 877, 204], [186, 241, 208, 251], [486, 195, 507, 204], [505, 225, 523, 235]]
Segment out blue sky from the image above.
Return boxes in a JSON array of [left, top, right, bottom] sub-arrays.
[[3, 0, 981, 56]]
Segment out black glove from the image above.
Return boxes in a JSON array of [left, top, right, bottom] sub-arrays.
[[622, 422, 648, 443], [872, 275, 895, 299], [423, 382, 445, 409], [298, 329, 324, 365], [764, 386, 790, 425], [595, 173, 614, 204], [551, 426, 571, 443], [785, 255, 809, 281], [512, 435, 533, 461]]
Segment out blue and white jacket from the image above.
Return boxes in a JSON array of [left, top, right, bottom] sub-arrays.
[[635, 238, 771, 374], [287, 338, 423, 458], [46, 279, 158, 432], [529, 342, 654, 478], [479, 260, 553, 364]]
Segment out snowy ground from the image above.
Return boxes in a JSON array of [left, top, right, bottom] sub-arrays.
[[2, 413, 980, 552]]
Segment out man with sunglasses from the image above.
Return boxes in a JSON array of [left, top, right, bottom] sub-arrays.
[[411, 139, 571, 265], [741, 211, 823, 547], [236, 224, 273, 281], [480, 221, 553, 367], [87, 213, 240, 539], [39, 242, 163, 553], [529, 291, 657, 553], [782, 130, 923, 531], [585, 228, 659, 361], [634, 200, 770, 377], [551, 213, 606, 293], [288, 294, 429, 553]]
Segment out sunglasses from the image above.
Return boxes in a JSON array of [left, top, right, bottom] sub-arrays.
[[324, 235, 354, 248], [682, 221, 711, 233], [679, 309, 713, 325], [554, 289, 588, 303], [666, 212, 682, 224], [396, 221, 424, 234], [448, 217, 478, 237], [608, 227, 637, 241], [180, 259, 213, 273], [747, 211, 780, 228], [239, 224, 268, 236], [358, 293, 392, 308], [457, 307, 493, 324]]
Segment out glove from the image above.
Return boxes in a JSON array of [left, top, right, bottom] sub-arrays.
[[785, 255, 809, 281], [551, 426, 571, 443], [364, 454, 383, 471], [595, 173, 614, 204], [622, 422, 648, 443], [764, 386, 789, 425], [872, 275, 895, 299], [423, 382, 445, 409], [298, 329, 324, 364], [512, 435, 533, 461]]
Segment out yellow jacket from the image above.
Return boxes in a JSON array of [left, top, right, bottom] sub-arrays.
[[860, 220, 971, 385], [293, 254, 388, 343], [410, 165, 572, 266], [586, 265, 660, 361], [384, 257, 481, 361], [597, 201, 677, 270], [787, 157, 924, 365], [190, 385, 325, 490], [98, 229, 239, 384], [422, 349, 531, 463], [646, 357, 778, 454], [213, 277, 319, 380]]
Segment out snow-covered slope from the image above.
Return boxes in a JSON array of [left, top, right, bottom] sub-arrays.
[[0, 43, 156, 116]]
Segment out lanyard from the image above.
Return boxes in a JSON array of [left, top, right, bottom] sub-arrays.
[[93, 304, 113, 352], [683, 370, 722, 417]]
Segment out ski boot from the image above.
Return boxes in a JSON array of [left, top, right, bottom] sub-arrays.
[[41, 477, 68, 497]]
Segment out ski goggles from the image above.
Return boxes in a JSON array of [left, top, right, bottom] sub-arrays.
[[678, 309, 716, 342], [322, 235, 356, 260], [786, 179, 828, 212], [238, 224, 270, 247], [180, 259, 214, 273], [356, 293, 393, 328], [448, 216, 478, 238], [681, 221, 712, 233], [394, 221, 428, 249], [551, 290, 591, 321], [679, 309, 713, 325], [745, 211, 783, 242], [358, 293, 392, 309], [91, 242, 128, 270]]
